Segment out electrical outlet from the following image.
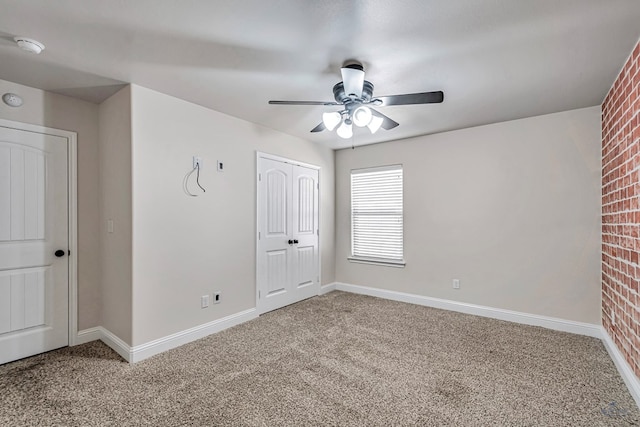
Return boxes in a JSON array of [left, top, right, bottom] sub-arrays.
[[213, 291, 221, 304], [217, 160, 224, 172], [201, 295, 209, 308], [452, 279, 460, 289], [193, 156, 202, 169]]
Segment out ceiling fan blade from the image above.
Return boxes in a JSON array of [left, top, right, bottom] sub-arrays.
[[310, 122, 326, 133], [269, 100, 340, 106], [341, 64, 365, 98], [376, 91, 444, 106], [371, 109, 399, 130]]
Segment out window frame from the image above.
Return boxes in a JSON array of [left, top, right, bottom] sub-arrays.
[[349, 164, 405, 268]]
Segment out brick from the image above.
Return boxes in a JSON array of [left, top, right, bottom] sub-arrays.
[[602, 40, 640, 369]]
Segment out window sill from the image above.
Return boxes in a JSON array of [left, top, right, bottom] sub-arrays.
[[347, 257, 406, 268]]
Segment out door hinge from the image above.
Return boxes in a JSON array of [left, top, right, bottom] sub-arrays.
[[258, 290, 261, 299], [316, 229, 319, 236], [258, 231, 261, 240], [317, 183, 319, 190], [259, 173, 262, 181]]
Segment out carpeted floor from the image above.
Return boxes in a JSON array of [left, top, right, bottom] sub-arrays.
[[1, 291, 638, 426]]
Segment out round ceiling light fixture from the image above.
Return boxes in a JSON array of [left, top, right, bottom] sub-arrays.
[[14, 36, 45, 54], [2, 93, 23, 107]]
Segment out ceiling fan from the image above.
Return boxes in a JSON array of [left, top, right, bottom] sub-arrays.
[[269, 61, 444, 139]]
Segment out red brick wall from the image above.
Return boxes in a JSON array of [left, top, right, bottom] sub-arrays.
[[602, 40, 640, 379]]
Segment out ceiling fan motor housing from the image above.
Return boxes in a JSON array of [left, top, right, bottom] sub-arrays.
[[333, 80, 374, 104]]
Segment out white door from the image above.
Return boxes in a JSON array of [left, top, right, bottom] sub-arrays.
[[291, 165, 320, 302], [257, 155, 319, 314], [0, 126, 69, 364]]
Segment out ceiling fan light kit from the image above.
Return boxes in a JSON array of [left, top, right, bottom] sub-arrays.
[[269, 61, 444, 139], [322, 111, 342, 131], [336, 121, 353, 139], [352, 106, 373, 127]]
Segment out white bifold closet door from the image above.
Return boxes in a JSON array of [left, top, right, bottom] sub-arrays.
[[257, 156, 319, 314], [0, 125, 69, 365]]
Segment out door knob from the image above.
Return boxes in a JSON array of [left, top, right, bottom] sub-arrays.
[[288, 240, 294, 245], [293, 239, 299, 244], [54, 249, 65, 257]]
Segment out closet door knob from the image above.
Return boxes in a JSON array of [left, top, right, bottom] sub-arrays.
[[288, 240, 294, 245], [54, 249, 65, 257], [293, 239, 299, 244]]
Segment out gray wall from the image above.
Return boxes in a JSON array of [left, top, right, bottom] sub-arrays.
[[130, 85, 335, 346], [1, 77, 602, 348], [335, 106, 601, 323], [0, 78, 101, 330], [98, 86, 133, 344]]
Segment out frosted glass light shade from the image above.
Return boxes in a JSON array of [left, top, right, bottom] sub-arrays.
[[322, 112, 342, 131], [352, 106, 372, 127], [367, 115, 384, 134], [336, 121, 353, 139]]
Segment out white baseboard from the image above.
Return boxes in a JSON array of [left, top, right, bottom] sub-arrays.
[[319, 283, 337, 295], [100, 327, 132, 362], [75, 327, 102, 345], [130, 308, 258, 363], [601, 327, 640, 408], [75, 326, 131, 362], [332, 282, 602, 338], [74, 308, 257, 364]]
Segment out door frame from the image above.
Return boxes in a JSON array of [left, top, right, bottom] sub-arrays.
[[255, 151, 321, 314], [0, 118, 78, 346]]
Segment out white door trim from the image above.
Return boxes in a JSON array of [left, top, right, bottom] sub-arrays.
[[255, 151, 321, 314], [0, 118, 78, 346], [257, 152, 321, 171]]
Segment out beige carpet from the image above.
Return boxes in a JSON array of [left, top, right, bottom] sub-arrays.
[[1, 291, 638, 426]]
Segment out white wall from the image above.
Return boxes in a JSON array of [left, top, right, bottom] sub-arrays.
[[98, 86, 133, 344], [130, 85, 335, 346], [0, 79, 101, 330], [335, 106, 602, 324]]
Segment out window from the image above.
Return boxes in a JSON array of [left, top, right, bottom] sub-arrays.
[[350, 165, 404, 267]]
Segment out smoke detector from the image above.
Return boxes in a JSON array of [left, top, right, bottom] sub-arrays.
[[2, 93, 23, 107], [14, 37, 45, 54]]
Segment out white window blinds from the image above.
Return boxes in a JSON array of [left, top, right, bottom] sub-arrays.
[[351, 165, 404, 264]]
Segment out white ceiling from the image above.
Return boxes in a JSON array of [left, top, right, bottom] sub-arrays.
[[0, 1, 639, 149]]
